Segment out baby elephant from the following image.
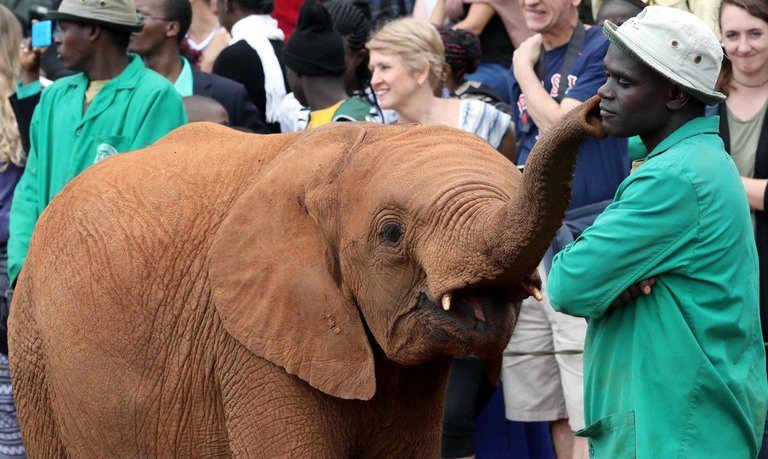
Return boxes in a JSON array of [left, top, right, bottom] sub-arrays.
[[9, 98, 602, 457]]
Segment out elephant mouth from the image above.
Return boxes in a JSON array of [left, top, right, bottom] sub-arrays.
[[417, 285, 530, 339]]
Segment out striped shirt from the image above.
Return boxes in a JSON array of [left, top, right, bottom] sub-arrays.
[[458, 98, 511, 149]]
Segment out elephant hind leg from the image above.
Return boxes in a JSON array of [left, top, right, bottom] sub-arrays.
[[8, 290, 66, 458]]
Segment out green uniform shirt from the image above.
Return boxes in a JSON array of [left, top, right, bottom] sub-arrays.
[[15, 80, 42, 99], [172, 57, 194, 98], [548, 117, 767, 458], [8, 55, 187, 283]]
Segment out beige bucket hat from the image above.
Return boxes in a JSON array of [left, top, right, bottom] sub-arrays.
[[48, 0, 144, 32], [603, 6, 725, 105]]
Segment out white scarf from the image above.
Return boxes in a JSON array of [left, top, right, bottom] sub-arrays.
[[230, 15, 286, 123]]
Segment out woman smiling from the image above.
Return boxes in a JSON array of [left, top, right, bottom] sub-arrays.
[[366, 18, 516, 161], [716, 0, 768, 454], [717, 0, 768, 345]]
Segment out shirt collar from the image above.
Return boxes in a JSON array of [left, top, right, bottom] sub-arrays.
[[67, 54, 145, 90], [173, 57, 194, 98], [647, 116, 720, 159]]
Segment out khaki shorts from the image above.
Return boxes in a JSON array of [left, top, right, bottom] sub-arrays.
[[502, 265, 587, 432]]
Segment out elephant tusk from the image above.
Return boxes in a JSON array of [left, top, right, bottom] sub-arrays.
[[522, 283, 543, 301], [442, 293, 452, 311]]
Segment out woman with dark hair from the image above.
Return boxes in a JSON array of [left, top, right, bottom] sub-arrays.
[[715, 0, 768, 453], [437, 25, 511, 114], [324, 0, 370, 95], [717, 0, 768, 346], [429, 0, 532, 104], [324, 0, 393, 123]]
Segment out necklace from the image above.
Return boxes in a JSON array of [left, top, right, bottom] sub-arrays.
[[732, 75, 768, 88]]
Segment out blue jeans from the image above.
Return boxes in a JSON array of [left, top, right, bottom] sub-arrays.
[[465, 62, 514, 105]]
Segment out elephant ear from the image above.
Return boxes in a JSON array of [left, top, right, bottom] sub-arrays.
[[208, 130, 376, 401]]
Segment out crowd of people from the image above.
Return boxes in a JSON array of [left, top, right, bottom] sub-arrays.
[[0, 0, 767, 457]]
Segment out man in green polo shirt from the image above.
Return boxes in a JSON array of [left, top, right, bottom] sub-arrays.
[[8, 0, 187, 285], [547, 6, 767, 457]]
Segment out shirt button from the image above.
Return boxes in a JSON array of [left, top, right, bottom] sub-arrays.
[[75, 128, 82, 136]]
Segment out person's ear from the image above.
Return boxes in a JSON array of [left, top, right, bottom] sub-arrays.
[[88, 24, 100, 42], [166, 20, 181, 39], [415, 60, 430, 86], [349, 48, 366, 68], [667, 85, 691, 111]]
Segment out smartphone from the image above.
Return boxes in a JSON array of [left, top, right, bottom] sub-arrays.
[[31, 20, 53, 49]]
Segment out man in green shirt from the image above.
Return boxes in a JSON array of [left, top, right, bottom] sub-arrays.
[[548, 6, 768, 457], [8, 0, 187, 284]]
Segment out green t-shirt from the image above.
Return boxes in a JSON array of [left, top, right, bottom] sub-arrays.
[[172, 57, 194, 98]]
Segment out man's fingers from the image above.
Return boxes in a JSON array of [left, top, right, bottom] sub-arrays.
[[620, 289, 633, 304], [639, 277, 656, 294]]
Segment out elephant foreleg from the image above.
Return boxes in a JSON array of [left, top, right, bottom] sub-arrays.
[[216, 340, 349, 457], [9, 290, 66, 458]]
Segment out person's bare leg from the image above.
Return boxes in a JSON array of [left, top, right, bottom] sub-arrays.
[[572, 436, 589, 459], [551, 418, 574, 459], [552, 419, 590, 459]]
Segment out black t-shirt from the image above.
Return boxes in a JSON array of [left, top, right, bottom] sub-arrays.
[[477, 12, 514, 68]]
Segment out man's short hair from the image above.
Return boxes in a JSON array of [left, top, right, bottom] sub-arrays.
[[161, 0, 192, 42], [233, 0, 273, 14], [103, 26, 132, 50]]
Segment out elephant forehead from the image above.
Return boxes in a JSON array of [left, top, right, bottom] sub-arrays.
[[346, 124, 520, 204]]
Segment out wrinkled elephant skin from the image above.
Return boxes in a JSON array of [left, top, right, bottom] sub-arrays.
[[9, 98, 602, 457]]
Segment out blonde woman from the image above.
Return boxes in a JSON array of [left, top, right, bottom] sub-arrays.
[[0, 6, 27, 457], [0, 6, 26, 258], [366, 17, 516, 162]]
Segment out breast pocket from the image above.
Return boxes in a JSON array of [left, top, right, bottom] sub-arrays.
[[93, 134, 130, 164], [577, 411, 636, 458]]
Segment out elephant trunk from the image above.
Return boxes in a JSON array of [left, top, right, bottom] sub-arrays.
[[485, 96, 604, 283]]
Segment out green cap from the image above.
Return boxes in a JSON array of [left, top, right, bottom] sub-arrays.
[[48, 0, 144, 32]]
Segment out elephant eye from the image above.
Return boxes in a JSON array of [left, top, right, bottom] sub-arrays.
[[379, 221, 405, 244]]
